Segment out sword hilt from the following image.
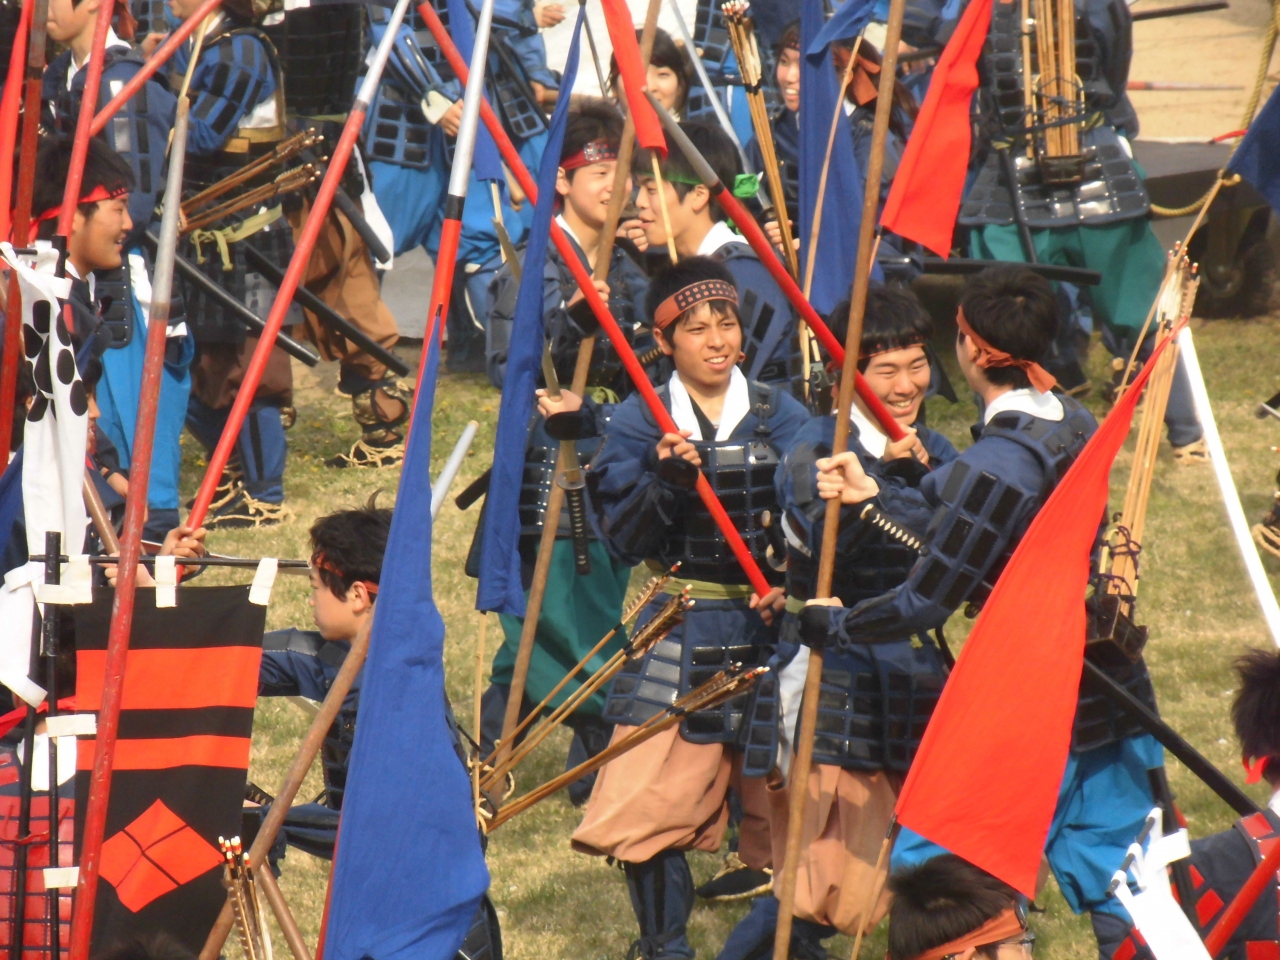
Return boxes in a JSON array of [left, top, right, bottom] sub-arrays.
[[559, 473, 592, 576], [859, 503, 927, 553]]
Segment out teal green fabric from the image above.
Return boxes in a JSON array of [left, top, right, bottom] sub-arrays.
[[490, 540, 631, 715], [969, 218, 1166, 333]]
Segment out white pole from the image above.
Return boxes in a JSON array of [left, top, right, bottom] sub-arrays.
[[432, 420, 481, 519], [1178, 325, 1280, 646]]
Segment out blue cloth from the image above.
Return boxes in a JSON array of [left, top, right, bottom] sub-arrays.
[[324, 333, 487, 960], [1229, 83, 1280, 216], [185, 396, 286, 504], [477, 7, 583, 616], [0, 449, 23, 577], [94, 266, 194, 513], [799, 0, 879, 315], [892, 735, 1163, 919], [172, 27, 276, 156], [446, 0, 506, 185]]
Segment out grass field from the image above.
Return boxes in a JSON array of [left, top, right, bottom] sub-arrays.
[[189, 292, 1280, 959]]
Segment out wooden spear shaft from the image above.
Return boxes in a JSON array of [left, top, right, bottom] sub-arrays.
[[199, 618, 371, 960], [493, 0, 663, 765], [772, 1, 907, 956]]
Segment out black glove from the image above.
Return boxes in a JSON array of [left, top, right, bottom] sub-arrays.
[[656, 455, 700, 489], [798, 604, 833, 650]]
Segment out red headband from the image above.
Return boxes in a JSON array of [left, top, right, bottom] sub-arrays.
[[909, 909, 1026, 960], [561, 139, 619, 171], [956, 308, 1057, 393], [654, 279, 739, 331], [313, 552, 379, 596], [33, 183, 129, 226]]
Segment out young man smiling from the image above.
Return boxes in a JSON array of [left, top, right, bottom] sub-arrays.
[[802, 266, 1165, 956], [718, 285, 958, 960], [479, 97, 650, 805], [634, 122, 795, 388], [571, 256, 808, 960]]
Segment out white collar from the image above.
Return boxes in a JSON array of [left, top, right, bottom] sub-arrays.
[[983, 387, 1064, 425], [1270, 789, 1280, 817], [668, 366, 750, 442], [554, 214, 582, 252], [69, 29, 127, 81], [695, 220, 741, 258], [849, 402, 887, 457]]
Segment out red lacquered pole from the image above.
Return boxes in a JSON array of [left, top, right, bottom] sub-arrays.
[[186, 0, 414, 530], [68, 99, 191, 960], [0, 0, 33, 459]]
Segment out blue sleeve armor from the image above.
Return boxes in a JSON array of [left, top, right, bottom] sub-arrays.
[[183, 31, 278, 156]]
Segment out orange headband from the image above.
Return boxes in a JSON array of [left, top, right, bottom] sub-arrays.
[[910, 909, 1027, 960], [653, 279, 739, 331], [956, 308, 1057, 393], [312, 552, 379, 596]]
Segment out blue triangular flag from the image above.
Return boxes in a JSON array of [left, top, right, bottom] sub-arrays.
[[799, 0, 878, 315], [476, 7, 585, 616], [1229, 83, 1280, 216], [323, 332, 488, 960]]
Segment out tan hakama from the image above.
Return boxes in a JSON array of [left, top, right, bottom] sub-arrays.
[[572, 724, 772, 868]]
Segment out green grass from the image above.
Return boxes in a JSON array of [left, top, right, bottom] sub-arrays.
[[196, 302, 1280, 959]]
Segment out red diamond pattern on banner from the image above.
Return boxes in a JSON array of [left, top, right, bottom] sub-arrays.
[[99, 800, 222, 912]]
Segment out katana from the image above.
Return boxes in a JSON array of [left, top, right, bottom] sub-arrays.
[[186, 0, 414, 532], [68, 99, 192, 960]]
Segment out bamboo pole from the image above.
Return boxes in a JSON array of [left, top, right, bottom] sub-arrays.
[[493, 0, 665, 766], [772, 0, 907, 954], [257, 863, 313, 960], [199, 617, 372, 960]]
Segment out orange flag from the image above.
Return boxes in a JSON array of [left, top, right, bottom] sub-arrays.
[[894, 330, 1177, 896], [879, 0, 992, 257]]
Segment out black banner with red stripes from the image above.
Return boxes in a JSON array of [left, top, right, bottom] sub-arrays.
[[73, 586, 265, 956]]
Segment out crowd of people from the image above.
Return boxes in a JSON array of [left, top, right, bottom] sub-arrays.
[[10, 0, 1280, 956]]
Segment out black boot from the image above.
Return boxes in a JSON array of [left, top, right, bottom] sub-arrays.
[[623, 851, 696, 959]]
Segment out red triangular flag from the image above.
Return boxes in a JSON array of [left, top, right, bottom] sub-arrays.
[[598, 0, 667, 157], [894, 330, 1177, 896], [880, 0, 993, 258]]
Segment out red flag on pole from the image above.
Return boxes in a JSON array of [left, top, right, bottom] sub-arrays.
[[0, 0, 31, 240], [879, 0, 992, 258], [598, 0, 666, 156], [893, 329, 1178, 897]]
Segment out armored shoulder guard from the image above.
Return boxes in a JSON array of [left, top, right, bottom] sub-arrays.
[[978, 398, 1095, 499], [263, 627, 326, 656]]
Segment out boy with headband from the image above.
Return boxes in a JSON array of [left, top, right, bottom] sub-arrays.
[[569, 256, 808, 960], [802, 266, 1164, 953]]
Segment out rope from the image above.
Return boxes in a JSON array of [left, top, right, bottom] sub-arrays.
[[1149, 0, 1278, 217]]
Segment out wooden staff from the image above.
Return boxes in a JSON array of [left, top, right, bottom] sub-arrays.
[[83, 471, 121, 552], [493, 0, 665, 767], [186, 0, 414, 530], [257, 863, 311, 960], [651, 154, 679, 262], [772, 0, 908, 954], [472, 611, 487, 819], [0, 0, 49, 458], [69, 99, 191, 960], [488, 666, 765, 829], [199, 617, 372, 960]]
